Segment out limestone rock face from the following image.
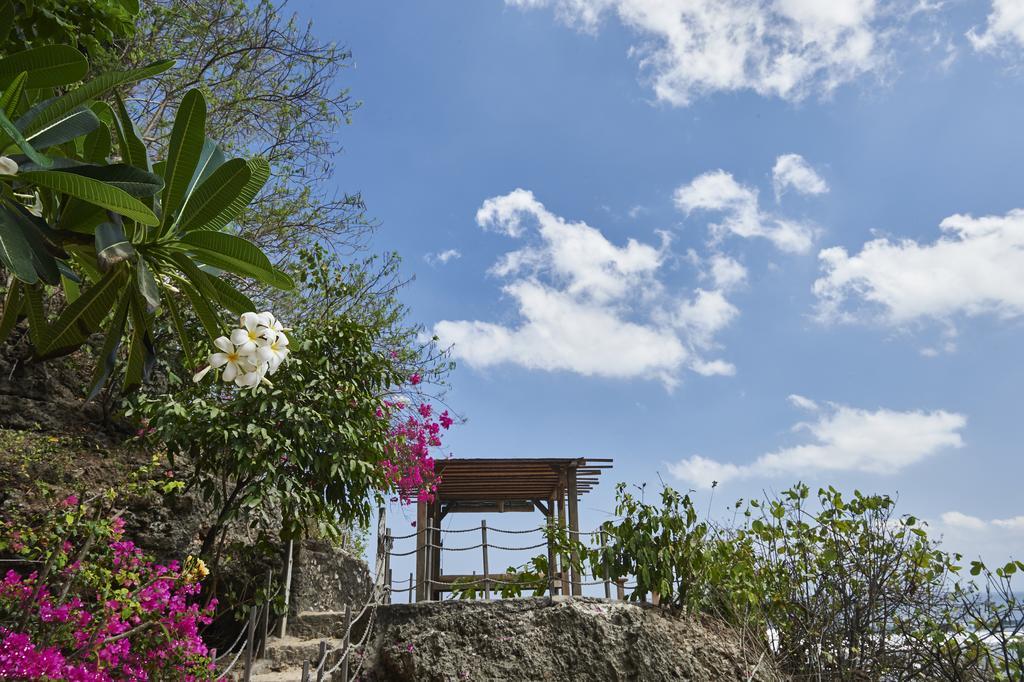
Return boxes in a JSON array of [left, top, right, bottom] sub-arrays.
[[361, 598, 780, 682]]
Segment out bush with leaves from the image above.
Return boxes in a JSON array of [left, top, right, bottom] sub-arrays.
[[0, 0, 138, 61], [129, 300, 440, 580], [0, 44, 292, 398]]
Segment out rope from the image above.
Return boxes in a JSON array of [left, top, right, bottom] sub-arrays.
[[388, 546, 420, 557], [214, 604, 260, 664], [486, 541, 548, 552], [214, 636, 247, 680]]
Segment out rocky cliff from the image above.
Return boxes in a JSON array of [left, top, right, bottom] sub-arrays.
[[359, 597, 779, 682]]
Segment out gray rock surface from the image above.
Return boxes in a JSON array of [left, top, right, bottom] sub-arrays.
[[360, 597, 780, 682]]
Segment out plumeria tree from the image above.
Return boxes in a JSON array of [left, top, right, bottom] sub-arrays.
[[0, 44, 292, 398]]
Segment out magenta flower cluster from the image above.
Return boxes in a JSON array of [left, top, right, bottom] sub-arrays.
[[380, 397, 453, 505], [0, 505, 215, 681]]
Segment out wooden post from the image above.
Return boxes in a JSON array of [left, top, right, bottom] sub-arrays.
[[278, 539, 294, 638], [301, 660, 310, 682], [546, 495, 558, 596], [408, 572, 413, 604], [430, 500, 442, 601], [383, 528, 392, 605], [373, 506, 386, 605], [556, 471, 569, 596], [568, 465, 581, 597], [425, 517, 435, 602], [341, 603, 352, 681], [315, 640, 327, 682], [481, 519, 491, 601], [243, 606, 256, 681], [209, 648, 216, 665], [601, 530, 611, 600], [415, 500, 427, 601], [616, 578, 625, 601], [258, 567, 271, 658]]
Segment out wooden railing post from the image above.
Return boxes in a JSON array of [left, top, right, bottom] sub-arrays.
[[616, 578, 625, 601], [243, 605, 256, 681], [258, 567, 271, 658], [567, 466, 581, 596], [547, 495, 558, 597], [383, 528, 392, 605], [314, 640, 327, 682], [425, 517, 435, 601], [279, 538, 294, 637], [341, 603, 352, 681], [481, 520, 491, 601], [301, 660, 310, 682], [408, 572, 413, 603], [601, 530, 611, 600]]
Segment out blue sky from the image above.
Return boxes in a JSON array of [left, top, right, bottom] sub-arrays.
[[300, 0, 1024, 565]]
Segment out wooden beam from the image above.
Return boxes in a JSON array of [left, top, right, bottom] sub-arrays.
[[533, 499, 550, 516]]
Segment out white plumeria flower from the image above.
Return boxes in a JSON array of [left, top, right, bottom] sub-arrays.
[[230, 313, 271, 356], [209, 336, 248, 383], [0, 156, 18, 176], [259, 311, 291, 335], [28, 193, 43, 217], [257, 330, 289, 373], [193, 312, 291, 391]]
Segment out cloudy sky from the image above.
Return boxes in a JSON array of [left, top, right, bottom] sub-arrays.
[[303, 0, 1024, 563]]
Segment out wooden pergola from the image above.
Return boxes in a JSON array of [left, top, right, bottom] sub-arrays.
[[414, 457, 612, 601]]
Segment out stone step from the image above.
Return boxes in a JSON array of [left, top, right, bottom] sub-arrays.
[[262, 635, 347, 670], [287, 609, 369, 640]]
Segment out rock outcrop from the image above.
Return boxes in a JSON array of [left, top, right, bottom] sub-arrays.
[[360, 597, 780, 682]]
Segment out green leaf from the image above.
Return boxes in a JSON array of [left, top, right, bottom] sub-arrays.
[[0, 108, 51, 167], [177, 278, 223, 341], [18, 60, 174, 139], [25, 107, 101, 150], [0, 46, 88, 89], [201, 271, 256, 315], [160, 89, 207, 231], [0, 277, 24, 340], [179, 231, 293, 290], [2, 203, 60, 285], [199, 157, 270, 232], [176, 158, 250, 232], [0, 206, 39, 282], [86, 290, 130, 401], [112, 93, 149, 171], [184, 139, 225, 202], [163, 291, 194, 369], [135, 258, 161, 313], [40, 267, 126, 356], [82, 120, 112, 164], [61, 163, 164, 197], [123, 294, 155, 392], [95, 221, 136, 271], [19, 170, 159, 225], [23, 283, 49, 350], [0, 71, 27, 119]]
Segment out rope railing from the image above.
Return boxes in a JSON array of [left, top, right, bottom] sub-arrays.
[[388, 524, 606, 539]]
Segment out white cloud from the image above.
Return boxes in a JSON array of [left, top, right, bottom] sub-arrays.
[[992, 516, 1024, 531], [424, 248, 462, 266], [787, 393, 819, 411], [669, 399, 966, 488], [707, 254, 748, 290], [940, 511, 1024, 533], [968, 0, 1024, 52], [814, 209, 1024, 326], [507, 0, 886, 106], [674, 169, 817, 253], [433, 189, 739, 387], [772, 153, 829, 201], [941, 511, 987, 531]]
